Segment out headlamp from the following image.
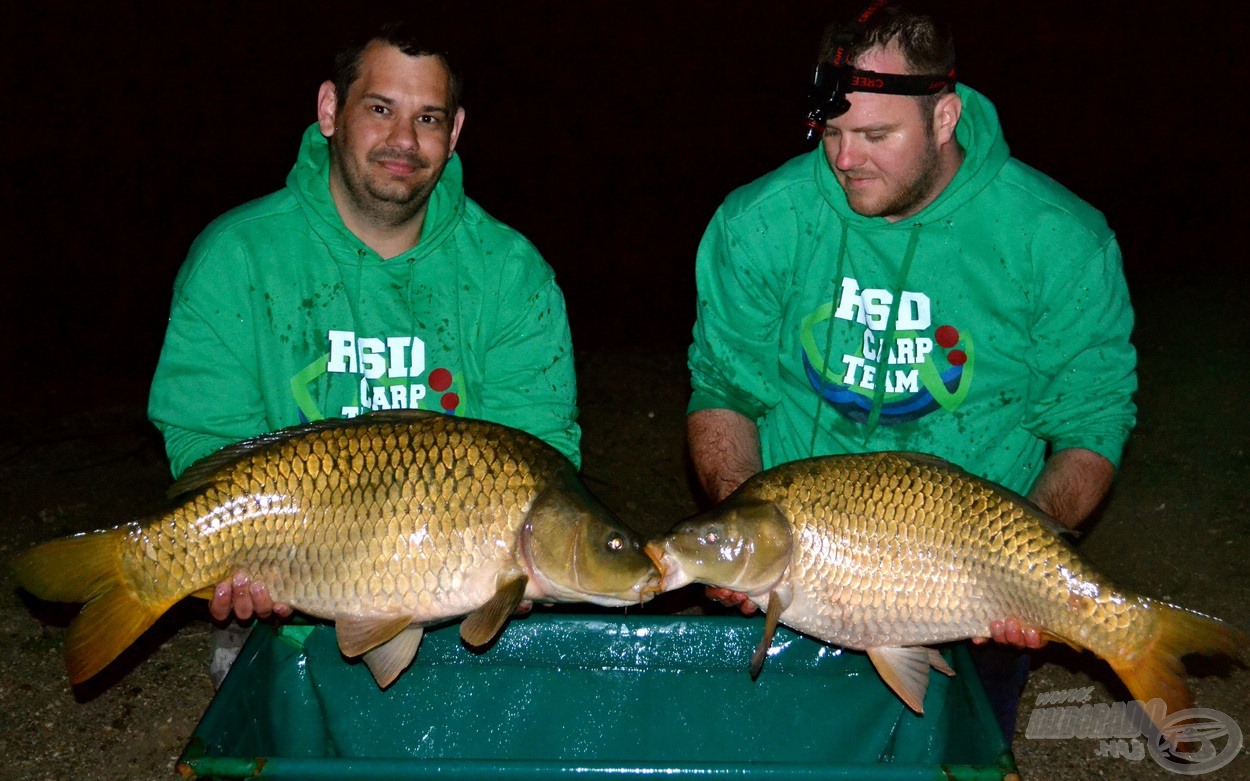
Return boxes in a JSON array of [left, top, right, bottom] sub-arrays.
[[802, 64, 956, 142], [802, 0, 957, 142]]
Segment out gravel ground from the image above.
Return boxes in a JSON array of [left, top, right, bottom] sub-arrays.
[[2, 272, 1247, 780]]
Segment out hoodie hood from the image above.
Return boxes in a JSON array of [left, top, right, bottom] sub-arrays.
[[286, 122, 466, 262], [814, 84, 1011, 228]]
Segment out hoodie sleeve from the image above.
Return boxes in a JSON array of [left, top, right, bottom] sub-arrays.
[[1023, 230, 1137, 467], [148, 231, 267, 479], [688, 207, 783, 420], [477, 243, 582, 468]]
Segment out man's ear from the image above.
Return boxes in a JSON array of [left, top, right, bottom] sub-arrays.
[[316, 81, 338, 138], [448, 106, 466, 157], [933, 91, 962, 147]]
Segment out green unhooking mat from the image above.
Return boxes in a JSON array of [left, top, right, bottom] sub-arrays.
[[178, 613, 1017, 779]]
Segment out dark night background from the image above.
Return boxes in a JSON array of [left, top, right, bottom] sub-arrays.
[[3, 1, 1247, 408], [3, 4, 1250, 778]]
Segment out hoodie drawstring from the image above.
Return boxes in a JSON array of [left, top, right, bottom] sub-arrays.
[[808, 220, 850, 458], [862, 223, 922, 440]]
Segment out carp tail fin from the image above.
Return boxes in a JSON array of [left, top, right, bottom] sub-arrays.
[[12, 530, 170, 684], [1110, 601, 1246, 739]]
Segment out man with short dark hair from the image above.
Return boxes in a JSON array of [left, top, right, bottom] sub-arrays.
[[149, 22, 580, 685], [687, 3, 1137, 738]]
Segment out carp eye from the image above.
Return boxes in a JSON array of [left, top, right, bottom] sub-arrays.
[[703, 530, 719, 545], [606, 533, 624, 551]]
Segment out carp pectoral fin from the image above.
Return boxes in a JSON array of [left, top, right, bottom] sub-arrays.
[[460, 574, 529, 647], [866, 646, 945, 714], [363, 626, 425, 689], [750, 588, 790, 679], [334, 613, 416, 658]]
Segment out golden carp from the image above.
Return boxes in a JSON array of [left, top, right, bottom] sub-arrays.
[[648, 451, 1244, 732], [13, 410, 660, 688]]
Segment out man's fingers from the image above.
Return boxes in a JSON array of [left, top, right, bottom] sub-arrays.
[[1002, 618, 1024, 646], [988, 620, 1006, 644], [209, 571, 292, 623], [249, 580, 274, 619], [1024, 627, 1045, 649], [231, 572, 254, 621], [209, 579, 232, 622], [705, 586, 758, 615], [984, 618, 1049, 649]]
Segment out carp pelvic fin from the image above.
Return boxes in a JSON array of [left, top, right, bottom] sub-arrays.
[[460, 573, 529, 647], [334, 613, 416, 658], [927, 648, 955, 677], [363, 626, 425, 688], [750, 588, 791, 679], [12, 529, 170, 684], [866, 646, 950, 714]]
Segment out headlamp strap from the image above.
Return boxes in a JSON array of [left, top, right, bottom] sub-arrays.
[[828, 0, 955, 95], [839, 68, 957, 96], [829, 0, 890, 69]]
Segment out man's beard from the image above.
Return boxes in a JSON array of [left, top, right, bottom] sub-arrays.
[[846, 141, 943, 220], [333, 141, 442, 226]]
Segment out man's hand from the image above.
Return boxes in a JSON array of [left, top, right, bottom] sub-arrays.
[[209, 571, 293, 623], [972, 618, 1047, 650], [705, 586, 758, 615]]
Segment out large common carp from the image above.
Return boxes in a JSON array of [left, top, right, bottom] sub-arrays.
[[648, 452, 1243, 732], [13, 410, 660, 688]]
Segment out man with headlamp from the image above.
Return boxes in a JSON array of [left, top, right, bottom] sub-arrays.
[[685, 2, 1137, 739]]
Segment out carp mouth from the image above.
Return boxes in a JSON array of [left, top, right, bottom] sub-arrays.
[[644, 541, 691, 593]]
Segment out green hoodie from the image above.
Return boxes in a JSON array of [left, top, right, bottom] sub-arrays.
[[150, 124, 580, 478], [688, 86, 1136, 494]]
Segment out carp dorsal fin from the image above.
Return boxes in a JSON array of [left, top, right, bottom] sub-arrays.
[[866, 646, 950, 714], [460, 573, 529, 647], [750, 587, 791, 679], [892, 451, 958, 469], [352, 409, 441, 424], [363, 625, 425, 688], [166, 410, 444, 499], [334, 613, 416, 658]]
